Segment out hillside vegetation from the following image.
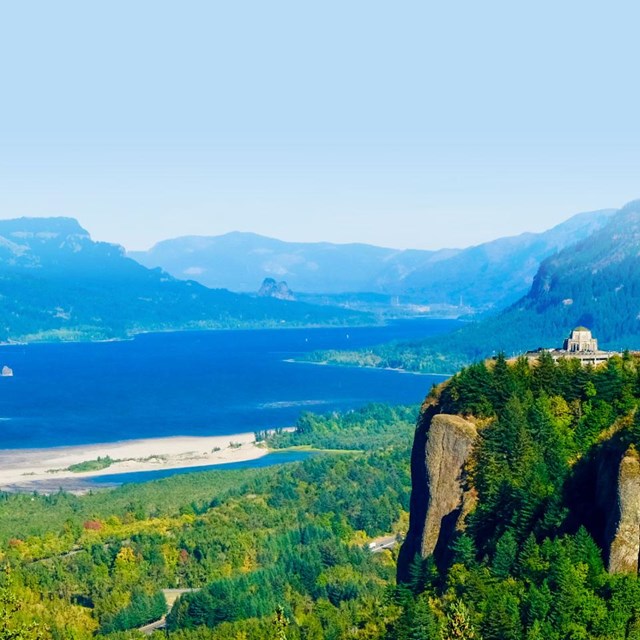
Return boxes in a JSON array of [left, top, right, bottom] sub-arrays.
[[0, 404, 416, 639], [0, 218, 369, 343], [395, 352, 640, 640], [131, 209, 613, 312], [312, 200, 640, 373], [3, 356, 640, 638]]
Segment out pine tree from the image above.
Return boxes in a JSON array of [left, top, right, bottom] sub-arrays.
[[490, 353, 516, 413], [410, 594, 441, 640], [517, 534, 546, 583], [481, 586, 522, 640], [492, 530, 518, 579], [532, 351, 557, 396], [451, 534, 477, 569]]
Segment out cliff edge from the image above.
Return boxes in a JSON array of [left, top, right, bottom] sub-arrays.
[[397, 406, 477, 581], [606, 446, 640, 573]]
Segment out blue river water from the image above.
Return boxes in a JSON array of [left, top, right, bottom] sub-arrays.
[[90, 450, 317, 487], [0, 319, 460, 450]]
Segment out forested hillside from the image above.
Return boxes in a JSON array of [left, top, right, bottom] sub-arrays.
[[0, 218, 369, 343], [4, 356, 640, 638], [394, 352, 640, 639], [0, 405, 417, 639], [397, 207, 614, 310], [311, 200, 640, 373], [131, 209, 613, 312]]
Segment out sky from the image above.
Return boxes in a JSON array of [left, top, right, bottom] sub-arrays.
[[0, 1, 638, 251]]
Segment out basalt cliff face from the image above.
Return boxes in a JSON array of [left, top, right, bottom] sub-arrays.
[[398, 382, 640, 583], [594, 444, 640, 574], [394, 356, 640, 637], [608, 448, 640, 573], [397, 403, 477, 581]]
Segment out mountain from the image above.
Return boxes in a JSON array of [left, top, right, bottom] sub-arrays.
[[130, 209, 614, 312], [398, 207, 615, 310], [313, 200, 640, 372], [500, 199, 640, 349], [444, 199, 640, 359], [130, 231, 455, 295], [0, 218, 369, 342]]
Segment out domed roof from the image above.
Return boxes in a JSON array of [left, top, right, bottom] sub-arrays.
[[573, 326, 590, 332]]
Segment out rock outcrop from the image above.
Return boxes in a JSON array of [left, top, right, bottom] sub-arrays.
[[583, 438, 640, 575], [397, 406, 477, 581], [257, 278, 295, 301], [605, 446, 640, 574]]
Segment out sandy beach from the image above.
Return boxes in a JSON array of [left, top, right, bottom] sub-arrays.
[[0, 432, 270, 492]]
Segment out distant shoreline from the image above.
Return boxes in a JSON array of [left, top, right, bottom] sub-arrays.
[[0, 432, 285, 493], [0, 322, 384, 348], [283, 357, 453, 377], [0, 316, 462, 348]]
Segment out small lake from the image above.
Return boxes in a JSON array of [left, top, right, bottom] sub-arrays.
[[0, 319, 460, 449]]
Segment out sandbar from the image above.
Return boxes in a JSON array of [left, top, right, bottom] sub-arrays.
[[0, 432, 271, 493]]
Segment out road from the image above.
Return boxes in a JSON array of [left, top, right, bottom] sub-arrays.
[[139, 616, 167, 634], [367, 535, 399, 553], [139, 588, 201, 635]]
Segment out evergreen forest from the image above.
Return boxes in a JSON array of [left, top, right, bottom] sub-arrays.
[[395, 352, 640, 639], [3, 355, 640, 638]]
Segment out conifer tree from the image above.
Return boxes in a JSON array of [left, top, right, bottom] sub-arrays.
[[531, 351, 556, 396], [492, 531, 518, 579]]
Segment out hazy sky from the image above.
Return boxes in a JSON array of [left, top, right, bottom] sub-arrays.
[[0, 1, 638, 251]]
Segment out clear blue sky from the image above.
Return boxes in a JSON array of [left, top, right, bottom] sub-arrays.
[[0, 1, 638, 250]]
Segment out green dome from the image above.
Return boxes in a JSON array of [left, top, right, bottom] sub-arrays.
[[573, 326, 590, 332]]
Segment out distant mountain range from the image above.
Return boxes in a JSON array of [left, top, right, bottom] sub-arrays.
[[0, 202, 630, 345], [485, 198, 640, 352], [0, 218, 368, 342], [316, 199, 640, 372], [130, 233, 448, 295], [397, 208, 615, 310], [130, 208, 614, 312]]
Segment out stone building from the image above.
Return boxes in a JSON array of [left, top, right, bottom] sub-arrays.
[[563, 326, 598, 353], [524, 327, 616, 365]]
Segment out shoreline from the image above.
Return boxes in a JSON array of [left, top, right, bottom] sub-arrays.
[[0, 316, 464, 348], [0, 320, 386, 349], [283, 358, 453, 377], [0, 432, 279, 492]]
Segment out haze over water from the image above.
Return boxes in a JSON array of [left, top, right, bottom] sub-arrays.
[[0, 319, 460, 450]]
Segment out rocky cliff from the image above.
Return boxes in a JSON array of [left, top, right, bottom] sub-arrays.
[[397, 404, 477, 581], [257, 277, 295, 301], [601, 446, 640, 574], [608, 448, 640, 573], [394, 355, 640, 637], [573, 437, 640, 576], [398, 378, 640, 582]]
